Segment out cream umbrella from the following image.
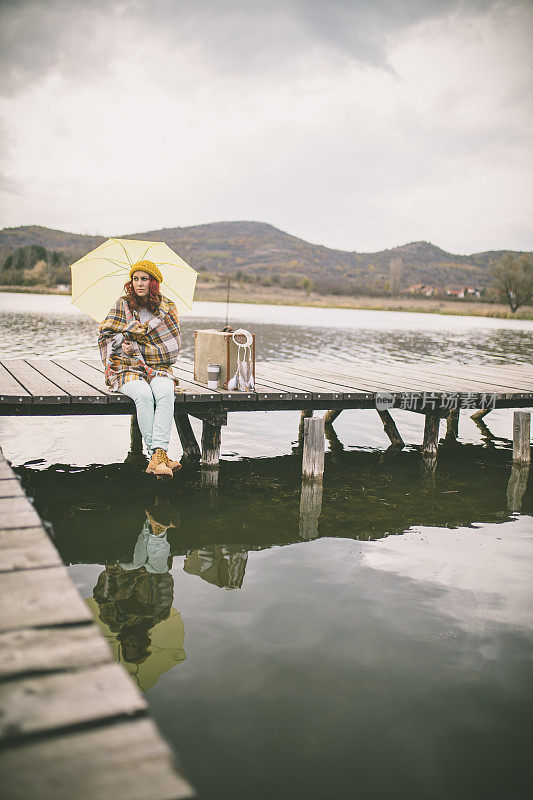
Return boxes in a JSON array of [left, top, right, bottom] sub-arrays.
[[70, 237, 197, 322]]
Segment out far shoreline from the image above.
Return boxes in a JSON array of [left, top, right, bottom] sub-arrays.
[[0, 283, 531, 321]]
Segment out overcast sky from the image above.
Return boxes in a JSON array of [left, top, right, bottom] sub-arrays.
[[0, 0, 532, 253]]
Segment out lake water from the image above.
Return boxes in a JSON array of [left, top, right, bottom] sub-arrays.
[[1, 293, 532, 799]]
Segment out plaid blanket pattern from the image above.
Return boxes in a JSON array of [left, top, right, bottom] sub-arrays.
[[98, 296, 181, 391]]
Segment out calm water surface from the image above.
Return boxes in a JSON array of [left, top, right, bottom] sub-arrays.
[[1, 293, 532, 799]]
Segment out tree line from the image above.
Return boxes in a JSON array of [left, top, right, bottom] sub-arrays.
[[0, 244, 531, 312]]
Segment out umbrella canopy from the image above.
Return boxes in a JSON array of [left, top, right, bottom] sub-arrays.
[[87, 599, 186, 692], [70, 237, 197, 322]]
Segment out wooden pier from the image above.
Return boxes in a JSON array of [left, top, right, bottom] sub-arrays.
[[0, 449, 194, 800], [0, 357, 531, 476]]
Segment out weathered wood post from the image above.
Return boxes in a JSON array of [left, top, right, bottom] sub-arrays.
[[202, 420, 222, 468], [422, 412, 440, 456], [125, 414, 144, 465], [507, 463, 530, 513], [174, 412, 201, 463], [299, 480, 323, 540], [302, 416, 325, 480], [298, 409, 314, 448], [199, 411, 226, 490], [324, 418, 344, 461], [513, 411, 531, 464], [422, 412, 440, 474], [324, 409, 342, 426], [300, 416, 325, 539], [471, 408, 491, 420], [201, 421, 221, 492], [444, 410, 460, 444], [378, 410, 404, 450], [130, 414, 143, 453]]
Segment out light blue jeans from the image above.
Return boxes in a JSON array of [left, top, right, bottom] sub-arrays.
[[119, 377, 175, 454]]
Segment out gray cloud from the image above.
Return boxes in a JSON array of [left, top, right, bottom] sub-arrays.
[[0, 0, 504, 95]]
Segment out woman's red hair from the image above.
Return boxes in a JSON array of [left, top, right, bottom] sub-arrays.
[[123, 276, 162, 313]]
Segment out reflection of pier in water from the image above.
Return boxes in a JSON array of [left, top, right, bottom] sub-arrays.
[[15, 442, 532, 574]]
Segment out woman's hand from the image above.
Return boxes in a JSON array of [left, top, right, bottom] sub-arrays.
[[122, 340, 134, 356]]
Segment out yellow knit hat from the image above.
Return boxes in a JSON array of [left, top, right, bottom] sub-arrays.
[[129, 260, 163, 284]]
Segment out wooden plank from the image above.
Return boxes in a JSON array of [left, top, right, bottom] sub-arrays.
[[0, 363, 31, 404], [0, 566, 93, 632], [277, 361, 451, 393], [0, 478, 24, 499], [0, 496, 42, 530], [0, 662, 147, 742], [177, 359, 295, 401], [0, 527, 61, 572], [25, 360, 107, 403], [173, 376, 222, 402], [0, 458, 15, 480], [1, 360, 69, 403], [270, 361, 416, 396], [265, 361, 409, 395], [273, 362, 418, 394], [0, 718, 195, 800], [378, 362, 533, 392], [293, 360, 533, 394], [0, 624, 111, 679], [279, 361, 525, 397], [52, 359, 128, 403], [256, 364, 346, 400]]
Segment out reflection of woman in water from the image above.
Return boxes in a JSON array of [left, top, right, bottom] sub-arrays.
[[90, 498, 185, 690]]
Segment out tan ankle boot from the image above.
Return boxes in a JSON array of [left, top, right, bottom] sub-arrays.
[[153, 448, 173, 477], [166, 455, 182, 472], [145, 452, 158, 474]]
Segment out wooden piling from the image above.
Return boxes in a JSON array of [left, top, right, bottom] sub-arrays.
[[299, 480, 323, 540], [422, 412, 440, 458], [471, 408, 491, 420], [324, 409, 342, 426], [377, 409, 404, 449], [124, 414, 145, 466], [513, 411, 531, 464], [298, 408, 313, 447], [129, 414, 143, 454], [507, 463, 530, 513], [174, 413, 201, 462], [302, 417, 325, 481], [324, 420, 344, 461], [444, 409, 460, 444], [421, 412, 440, 476], [201, 419, 222, 468]]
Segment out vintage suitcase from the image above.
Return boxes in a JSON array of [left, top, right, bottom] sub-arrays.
[[194, 329, 255, 389]]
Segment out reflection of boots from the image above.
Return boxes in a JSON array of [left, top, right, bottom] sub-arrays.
[[153, 449, 173, 477]]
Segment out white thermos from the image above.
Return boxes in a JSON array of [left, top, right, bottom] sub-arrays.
[[207, 363, 221, 389]]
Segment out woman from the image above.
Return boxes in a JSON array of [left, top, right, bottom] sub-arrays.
[[98, 260, 181, 477]]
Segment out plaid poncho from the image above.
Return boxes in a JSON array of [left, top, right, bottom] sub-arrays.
[[98, 296, 181, 391]]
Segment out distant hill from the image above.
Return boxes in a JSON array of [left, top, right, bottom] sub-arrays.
[[0, 222, 528, 294]]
